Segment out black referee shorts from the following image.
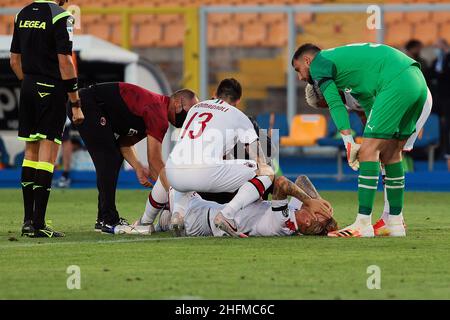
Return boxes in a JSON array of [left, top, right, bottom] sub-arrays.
[[18, 75, 67, 145]]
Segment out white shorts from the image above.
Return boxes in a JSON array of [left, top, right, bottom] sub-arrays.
[[403, 88, 433, 151], [165, 159, 257, 193]]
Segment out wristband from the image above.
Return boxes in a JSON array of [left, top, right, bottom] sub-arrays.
[[341, 134, 355, 148], [63, 78, 78, 93]]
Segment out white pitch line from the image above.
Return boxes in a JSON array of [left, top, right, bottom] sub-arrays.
[[0, 236, 201, 249]]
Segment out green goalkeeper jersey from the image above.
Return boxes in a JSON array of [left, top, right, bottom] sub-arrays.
[[309, 43, 419, 130]]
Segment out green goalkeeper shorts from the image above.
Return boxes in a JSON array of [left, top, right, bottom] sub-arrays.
[[363, 65, 428, 140]]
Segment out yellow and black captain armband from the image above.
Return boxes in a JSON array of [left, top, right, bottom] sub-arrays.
[[63, 77, 78, 93]]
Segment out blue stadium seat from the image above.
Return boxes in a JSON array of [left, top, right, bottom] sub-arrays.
[[0, 136, 10, 167], [14, 151, 24, 168], [256, 113, 289, 137], [316, 112, 365, 180], [410, 113, 440, 171], [317, 112, 364, 148]]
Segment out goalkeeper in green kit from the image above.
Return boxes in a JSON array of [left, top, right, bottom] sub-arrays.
[[292, 43, 432, 237]]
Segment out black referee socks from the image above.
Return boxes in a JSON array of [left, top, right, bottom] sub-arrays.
[[21, 159, 38, 222], [33, 162, 54, 230]]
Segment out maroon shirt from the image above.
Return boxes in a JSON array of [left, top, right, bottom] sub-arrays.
[[90, 82, 170, 143], [119, 83, 170, 143]]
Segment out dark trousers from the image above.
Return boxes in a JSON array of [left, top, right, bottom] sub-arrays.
[[68, 89, 123, 225]]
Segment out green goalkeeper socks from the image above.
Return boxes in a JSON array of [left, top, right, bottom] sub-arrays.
[[385, 162, 405, 215], [358, 161, 380, 215]]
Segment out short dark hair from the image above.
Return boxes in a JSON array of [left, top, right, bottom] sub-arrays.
[[172, 88, 197, 101], [216, 78, 242, 103], [291, 43, 321, 66], [405, 39, 423, 51]]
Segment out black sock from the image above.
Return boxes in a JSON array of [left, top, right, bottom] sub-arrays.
[[62, 171, 70, 179], [33, 163, 54, 230], [21, 160, 38, 222]]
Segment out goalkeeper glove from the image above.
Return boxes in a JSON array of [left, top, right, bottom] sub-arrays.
[[341, 134, 360, 171]]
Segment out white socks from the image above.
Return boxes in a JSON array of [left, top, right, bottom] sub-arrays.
[[388, 213, 404, 224], [221, 176, 272, 219], [141, 177, 168, 224], [355, 214, 372, 227]]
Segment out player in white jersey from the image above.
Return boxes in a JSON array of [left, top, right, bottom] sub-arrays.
[[304, 83, 432, 236], [135, 79, 331, 236], [167, 175, 337, 237], [165, 78, 284, 237]]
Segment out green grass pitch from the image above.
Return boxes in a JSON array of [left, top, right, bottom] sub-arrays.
[[0, 189, 449, 299]]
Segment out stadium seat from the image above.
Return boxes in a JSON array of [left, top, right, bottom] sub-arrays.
[[256, 113, 289, 137], [208, 13, 233, 25], [439, 22, 450, 44], [267, 21, 288, 47], [0, 137, 10, 168], [133, 22, 163, 47], [385, 22, 413, 47], [316, 112, 364, 180], [296, 12, 314, 25], [412, 113, 440, 171], [260, 13, 285, 24], [241, 21, 267, 46], [384, 12, 405, 25], [280, 114, 327, 147], [432, 11, 450, 24], [404, 12, 431, 24], [233, 13, 260, 24], [162, 22, 185, 47], [413, 21, 438, 46], [211, 23, 241, 46]]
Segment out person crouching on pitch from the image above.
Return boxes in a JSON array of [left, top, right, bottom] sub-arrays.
[[68, 82, 198, 234]]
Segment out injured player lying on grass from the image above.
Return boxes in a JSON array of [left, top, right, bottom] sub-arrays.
[[125, 175, 337, 237]]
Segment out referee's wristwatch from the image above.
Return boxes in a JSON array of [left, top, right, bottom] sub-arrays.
[[70, 99, 81, 109]]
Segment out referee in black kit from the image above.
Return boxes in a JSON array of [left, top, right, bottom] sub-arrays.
[[10, 0, 84, 238]]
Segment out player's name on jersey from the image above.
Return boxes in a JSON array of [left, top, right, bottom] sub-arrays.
[[19, 20, 46, 29], [193, 102, 230, 112]]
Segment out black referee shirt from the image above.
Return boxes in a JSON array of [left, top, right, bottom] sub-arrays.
[[10, 0, 74, 80]]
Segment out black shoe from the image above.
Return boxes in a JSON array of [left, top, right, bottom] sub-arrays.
[[30, 225, 65, 238], [101, 217, 129, 235], [21, 220, 34, 237], [94, 220, 104, 232]]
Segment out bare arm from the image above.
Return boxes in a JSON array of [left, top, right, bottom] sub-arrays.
[[120, 144, 143, 171], [272, 176, 332, 218], [58, 54, 79, 102], [10, 53, 23, 80], [272, 176, 312, 203], [58, 54, 84, 125], [120, 143, 152, 188], [247, 139, 274, 178], [147, 135, 165, 182]]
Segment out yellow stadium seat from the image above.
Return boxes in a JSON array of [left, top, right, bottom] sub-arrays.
[[280, 114, 327, 147]]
